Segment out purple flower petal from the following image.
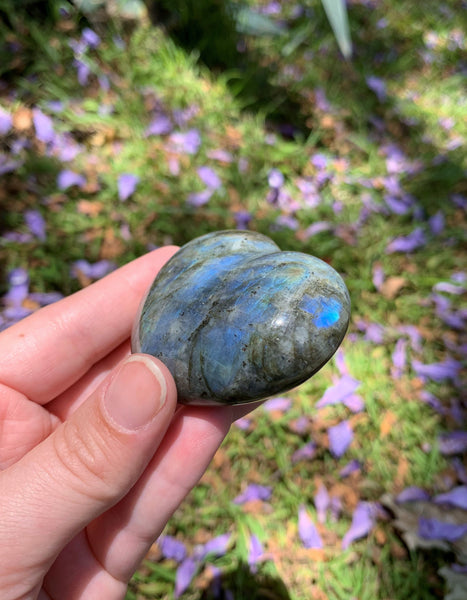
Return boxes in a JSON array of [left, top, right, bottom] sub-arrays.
[[429, 211, 445, 235], [0, 107, 12, 135], [316, 375, 360, 409], [170, 129, 201, 154], [433, 281, 465, 295], [174, 556, 199, 598], [32, 108, 55, 143], [118, 173, 140, 201], [57, 169, 86, 190], [145, 114, 173, 136], [233, 483, 272, 504], [197, 166, 222, 190], [302, 221, 332, 239], [366, 75, 387, 102], [434, 486, 467, 510], [328, 421, 353, 458], [81, 27, 101, 48], [343, 394, 365, 413], [187, 189, 213, 207], [159, 535, 187, 562], [310, 153, 328, 170], [386, 227, 426, 253], [372, 264, 384, 291], [342, 502, 375, 549], [70, 259, 116, 280], [396, 486, 430, 503], [263, 397, 292, 413], [412, 358, 461, 382], [29, 291, 63, 306], [268, 168, 284, 188], [419, 391, 447, 415], [5, 267, 29, 306], [24, 209, 46, 241], [234, 210, 252, 230], [314, 483, 330, 524], [398, 325, 423, 352], [339, 459, 361, 478], [298, 505, 323, 549], [0, 154, 23, 176], [419, 518, 467, 542], [292, 441, 317, 463], [75, 58, 90, 85], [274, 214, 299, 231], [207, 148, 233, 163], [234, 417, 251, 430], [248, 535, 264, 570], [201, 533, 231, 558], [439, 432, 467, 456], [384, 195, 412, 215]]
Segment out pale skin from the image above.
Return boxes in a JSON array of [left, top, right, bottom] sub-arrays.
[[0, 246, 258, 600]]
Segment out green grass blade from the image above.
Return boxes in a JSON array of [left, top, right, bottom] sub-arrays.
[[321, 0, 352, 58]]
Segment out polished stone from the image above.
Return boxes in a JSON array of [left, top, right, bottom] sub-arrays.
[[132, 230, 350, 405]]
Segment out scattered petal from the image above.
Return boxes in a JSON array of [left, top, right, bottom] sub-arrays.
[[434, 487, 467, 510], [170, 129, 201, 154], [429, 211, 445, 235], [298, 505, 323, 549], [234, 210, 252, 229], [316, 375, 360, 408], [396, 486, 431, 503], [433, 282, 465, 295], [0, 107, 13, 135], [342, 502, 376, 549], [233, 483, 272, 504], [197, 166, 222, 190], [412, 358, 461, 382], [201, 533, 231, 558], [439, 432, 467, 456], [419, 518, 467, 542], [314, 483, 330, 524], [32, 108, 54, 143], [339, 459, 361, 478], [234, 417, 251, 430], [159, 536, 187, 562], [81, 27, 101, 48], [263, 397, 292, 413], [292, 441, 317, 463], [343, 394, 365, 413], [386, 228, 426, 253], [24, 209, 46, 241], [118, 173, 140, 201], [366, 75, 387, 102], [268, 168, 284, 188], [145, 114, 173, 136], [328, 421, 353, 458], [174, 556, 199, 598], [57, 169, 86, 190], [247, 535, 264, 570], [187, 189, 213, 207]]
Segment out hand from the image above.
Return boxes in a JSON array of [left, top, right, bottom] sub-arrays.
[[0, 247, 256, 600]]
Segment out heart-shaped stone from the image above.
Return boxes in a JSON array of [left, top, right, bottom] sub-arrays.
[[132, 230, 350, 405]]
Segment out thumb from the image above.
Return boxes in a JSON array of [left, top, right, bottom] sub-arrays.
[[0, 354, 177, 586]]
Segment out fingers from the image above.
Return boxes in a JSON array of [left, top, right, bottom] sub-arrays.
[[0, 246, 178, 405], [84, 402, 262, 584], [0, 354, 177, 599]]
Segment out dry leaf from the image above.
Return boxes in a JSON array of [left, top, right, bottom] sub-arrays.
[[100, 228, 125, 260], [380, 410, 398, 437], [13, 107, 32, 131], [380, 276, 407, 299], [77, 199, 104, 217]]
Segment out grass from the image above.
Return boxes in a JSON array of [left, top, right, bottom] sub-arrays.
[[0, 1, 465, 598]]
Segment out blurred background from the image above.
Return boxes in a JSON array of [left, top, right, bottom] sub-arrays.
[[0, 1, 466, 598]]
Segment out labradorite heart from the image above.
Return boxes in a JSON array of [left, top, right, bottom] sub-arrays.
[[132, 230, 350, 405]]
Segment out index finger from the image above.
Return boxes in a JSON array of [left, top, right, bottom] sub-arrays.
[[0, 246, 178, 404]]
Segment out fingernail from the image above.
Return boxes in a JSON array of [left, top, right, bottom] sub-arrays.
[[104, 355, 167, 431]]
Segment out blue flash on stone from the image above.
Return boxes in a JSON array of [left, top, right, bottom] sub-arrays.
[[132, 230, 351, 406], [300, 296, 341, 328]]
